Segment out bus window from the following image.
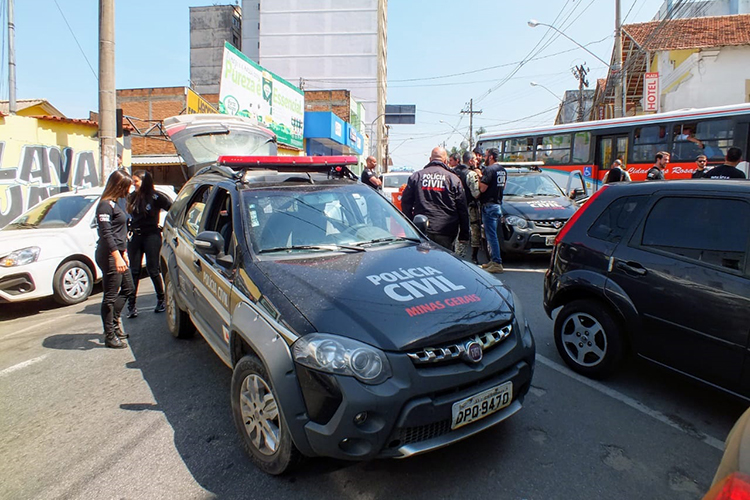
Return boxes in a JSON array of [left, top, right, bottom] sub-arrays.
[[505, 137, 534, 161], [633, 125, 668, 162], [696, 119, 733, 161], [535, 134, 572, 165], [671, 123, 705, 160], [573, 132, 591, 163]]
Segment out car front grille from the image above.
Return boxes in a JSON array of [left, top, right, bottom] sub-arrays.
[[406, 324, 512, 365], [534, 220, 566, 229], [388, 419, 452, 447]]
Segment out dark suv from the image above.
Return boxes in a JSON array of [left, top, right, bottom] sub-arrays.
[[160, 115, 535, 475], [544, 180, 750, 398]]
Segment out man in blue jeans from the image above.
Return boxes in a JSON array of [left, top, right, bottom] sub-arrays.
[[478, 148, 507, 273]]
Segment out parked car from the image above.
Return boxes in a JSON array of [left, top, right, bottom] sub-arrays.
[[489, 167, 587, 255], [544, 180, 750, 399], [160, 115, 536, 475], [380, 171, 412, 206], [0, 185, 176, 305], [703, 406, 750, 499]]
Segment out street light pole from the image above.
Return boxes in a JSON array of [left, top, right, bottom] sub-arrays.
[[527, 19, 611, 67], [530, 81, 563, 102]]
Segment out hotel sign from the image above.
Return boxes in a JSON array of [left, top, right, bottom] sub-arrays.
[[643, 72, 659, 113]]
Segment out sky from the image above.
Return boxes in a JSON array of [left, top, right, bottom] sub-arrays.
[[8, 0, 664, 168]]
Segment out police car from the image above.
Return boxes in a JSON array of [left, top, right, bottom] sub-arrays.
[[492, 167, 586, 255], [160, 115, 535, 474]]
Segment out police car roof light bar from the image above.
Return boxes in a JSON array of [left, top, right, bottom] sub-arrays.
[[218, 155, 359, 170]]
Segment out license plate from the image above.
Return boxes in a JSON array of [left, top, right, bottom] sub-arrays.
[[451, 381, 513, 430], [545, 236, 556, 246]]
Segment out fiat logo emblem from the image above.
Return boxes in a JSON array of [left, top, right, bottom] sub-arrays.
[[464, 341, 483, 363]]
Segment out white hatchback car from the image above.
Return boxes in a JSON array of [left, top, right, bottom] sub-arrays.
[[0, 185, 176, 305]]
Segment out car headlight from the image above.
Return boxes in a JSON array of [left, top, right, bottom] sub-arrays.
[[505, 215, 529, 229], [0, 246, 41, 267], [292, 333, 392, 384]]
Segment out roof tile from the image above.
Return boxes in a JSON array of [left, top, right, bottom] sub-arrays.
[[624, 14, 750, 51]]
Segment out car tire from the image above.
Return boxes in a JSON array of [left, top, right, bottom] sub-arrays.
[[164, 272, 195, 339], [231, 355, 302, 475], [52, 260, 93, 305], [554, 299, 624, 378]]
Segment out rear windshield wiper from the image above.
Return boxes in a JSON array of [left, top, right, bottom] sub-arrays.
[[258, 244, 365, 254], [355, 236, 421, 247]]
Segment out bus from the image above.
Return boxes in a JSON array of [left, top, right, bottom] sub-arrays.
[[476, 102, 750, 192]]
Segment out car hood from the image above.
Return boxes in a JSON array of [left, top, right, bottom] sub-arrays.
[[0, 228, 80, 256], [503, 195, 578, 220], [256, 244, 513, 352]]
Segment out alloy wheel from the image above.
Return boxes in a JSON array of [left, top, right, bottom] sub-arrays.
[[239, 374, 280, 456], [560, 311, 608, 367]]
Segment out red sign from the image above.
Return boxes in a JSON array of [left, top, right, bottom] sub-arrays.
[[643, 72, 659, 113]]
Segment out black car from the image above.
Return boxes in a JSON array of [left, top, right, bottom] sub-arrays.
[[544, 180, 750, 399], [492, 167, 586, 255], [160, 115, 535, 475]]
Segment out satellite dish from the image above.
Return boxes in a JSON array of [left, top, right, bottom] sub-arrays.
[[460, 140, 469, 150]]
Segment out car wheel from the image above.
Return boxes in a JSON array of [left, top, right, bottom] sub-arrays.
[[231, 355, 302, 475], [53, 260, 93, 305], [164, 272, 194, 339], [554, 299, 624, 378]]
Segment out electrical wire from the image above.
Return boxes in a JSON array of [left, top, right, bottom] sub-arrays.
[[53, 0, 98, 81]]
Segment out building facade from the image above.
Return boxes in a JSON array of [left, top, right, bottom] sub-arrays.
[[190, 5, 242, 96], [241, 0, 387, 166]]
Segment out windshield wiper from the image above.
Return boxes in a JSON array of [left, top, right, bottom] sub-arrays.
[[355, 236, 421, 247], [259, 244, 365, 254]]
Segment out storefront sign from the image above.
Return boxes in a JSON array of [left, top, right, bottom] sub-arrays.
[[186, 88, 217, 114], [643, 72, 659, 113], [219, 42, 304, 149]]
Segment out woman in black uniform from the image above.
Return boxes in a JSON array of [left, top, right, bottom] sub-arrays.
[[95, 169, 134, 349], [126, 171, 172, 318]]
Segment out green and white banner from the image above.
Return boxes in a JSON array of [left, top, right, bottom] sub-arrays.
[[219, 42, 304, 149]]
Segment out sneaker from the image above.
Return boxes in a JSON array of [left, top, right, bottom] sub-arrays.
[[480, 262, 492, 269], [154, 300, 166, 313], [127, 306, 138, 319], [484, 262, 505, 274]]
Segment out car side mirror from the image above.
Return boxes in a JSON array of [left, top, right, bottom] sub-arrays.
[[569, 187, 586, 200], [413, 214, 429, 234], [195, 231, 225, 257], [216, 253, 234, 269]]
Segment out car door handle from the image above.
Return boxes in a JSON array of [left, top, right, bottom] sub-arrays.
[[193, 259, 202, 270], [616, 261, 647, 276], [172, 237, 179, 247]]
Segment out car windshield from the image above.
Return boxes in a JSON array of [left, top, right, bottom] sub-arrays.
[[242, 184, 421, 254], [382, 173, 411, 188], [504, 173, 564, 197], [4, 194, 98, 229]]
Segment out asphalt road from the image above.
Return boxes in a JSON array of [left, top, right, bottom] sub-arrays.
[[1, 258, 747, 500]]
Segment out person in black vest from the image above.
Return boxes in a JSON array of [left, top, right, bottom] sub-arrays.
[[646, 152, 669, 181], [401, 147, 470, 251], [361, 156, 382, 190], [603, 159, 631, 184], [479, 148, 507, 274], [95, 169, 134, 349], [704, 147, 747, 179], [692, 154, 709, 178], [453, 151, 482, 263], [126, 171, 173, 318]]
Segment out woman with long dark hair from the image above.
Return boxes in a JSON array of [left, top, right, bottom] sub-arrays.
[[96, 169, 134, 349], [126, 171, 172, 317]]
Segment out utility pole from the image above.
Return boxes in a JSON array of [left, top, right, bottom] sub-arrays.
[[614, 0, 623, 118], [8, 0, 16, 114], [572, 64, 589, 122], [383, 125, 390, 173], [460, 99, 482, 150], [99, 0, 117, 184]]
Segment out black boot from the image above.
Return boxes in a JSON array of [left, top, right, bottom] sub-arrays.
[[471, 247, 479, 265], [114, 319, 129, 339], [105, 332, 127, 349], [154, 297, 166, 313]]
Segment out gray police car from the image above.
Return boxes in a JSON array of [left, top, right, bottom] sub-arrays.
[[160, 115, 535, 474], [492, 167, 586, 255]]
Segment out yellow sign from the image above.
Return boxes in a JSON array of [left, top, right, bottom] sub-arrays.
[[186, 88, 217, 114]]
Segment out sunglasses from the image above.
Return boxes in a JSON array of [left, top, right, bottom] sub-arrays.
[[697, 160, 707, 163]]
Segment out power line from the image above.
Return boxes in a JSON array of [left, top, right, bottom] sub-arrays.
[[53, 0, 98, 81]]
